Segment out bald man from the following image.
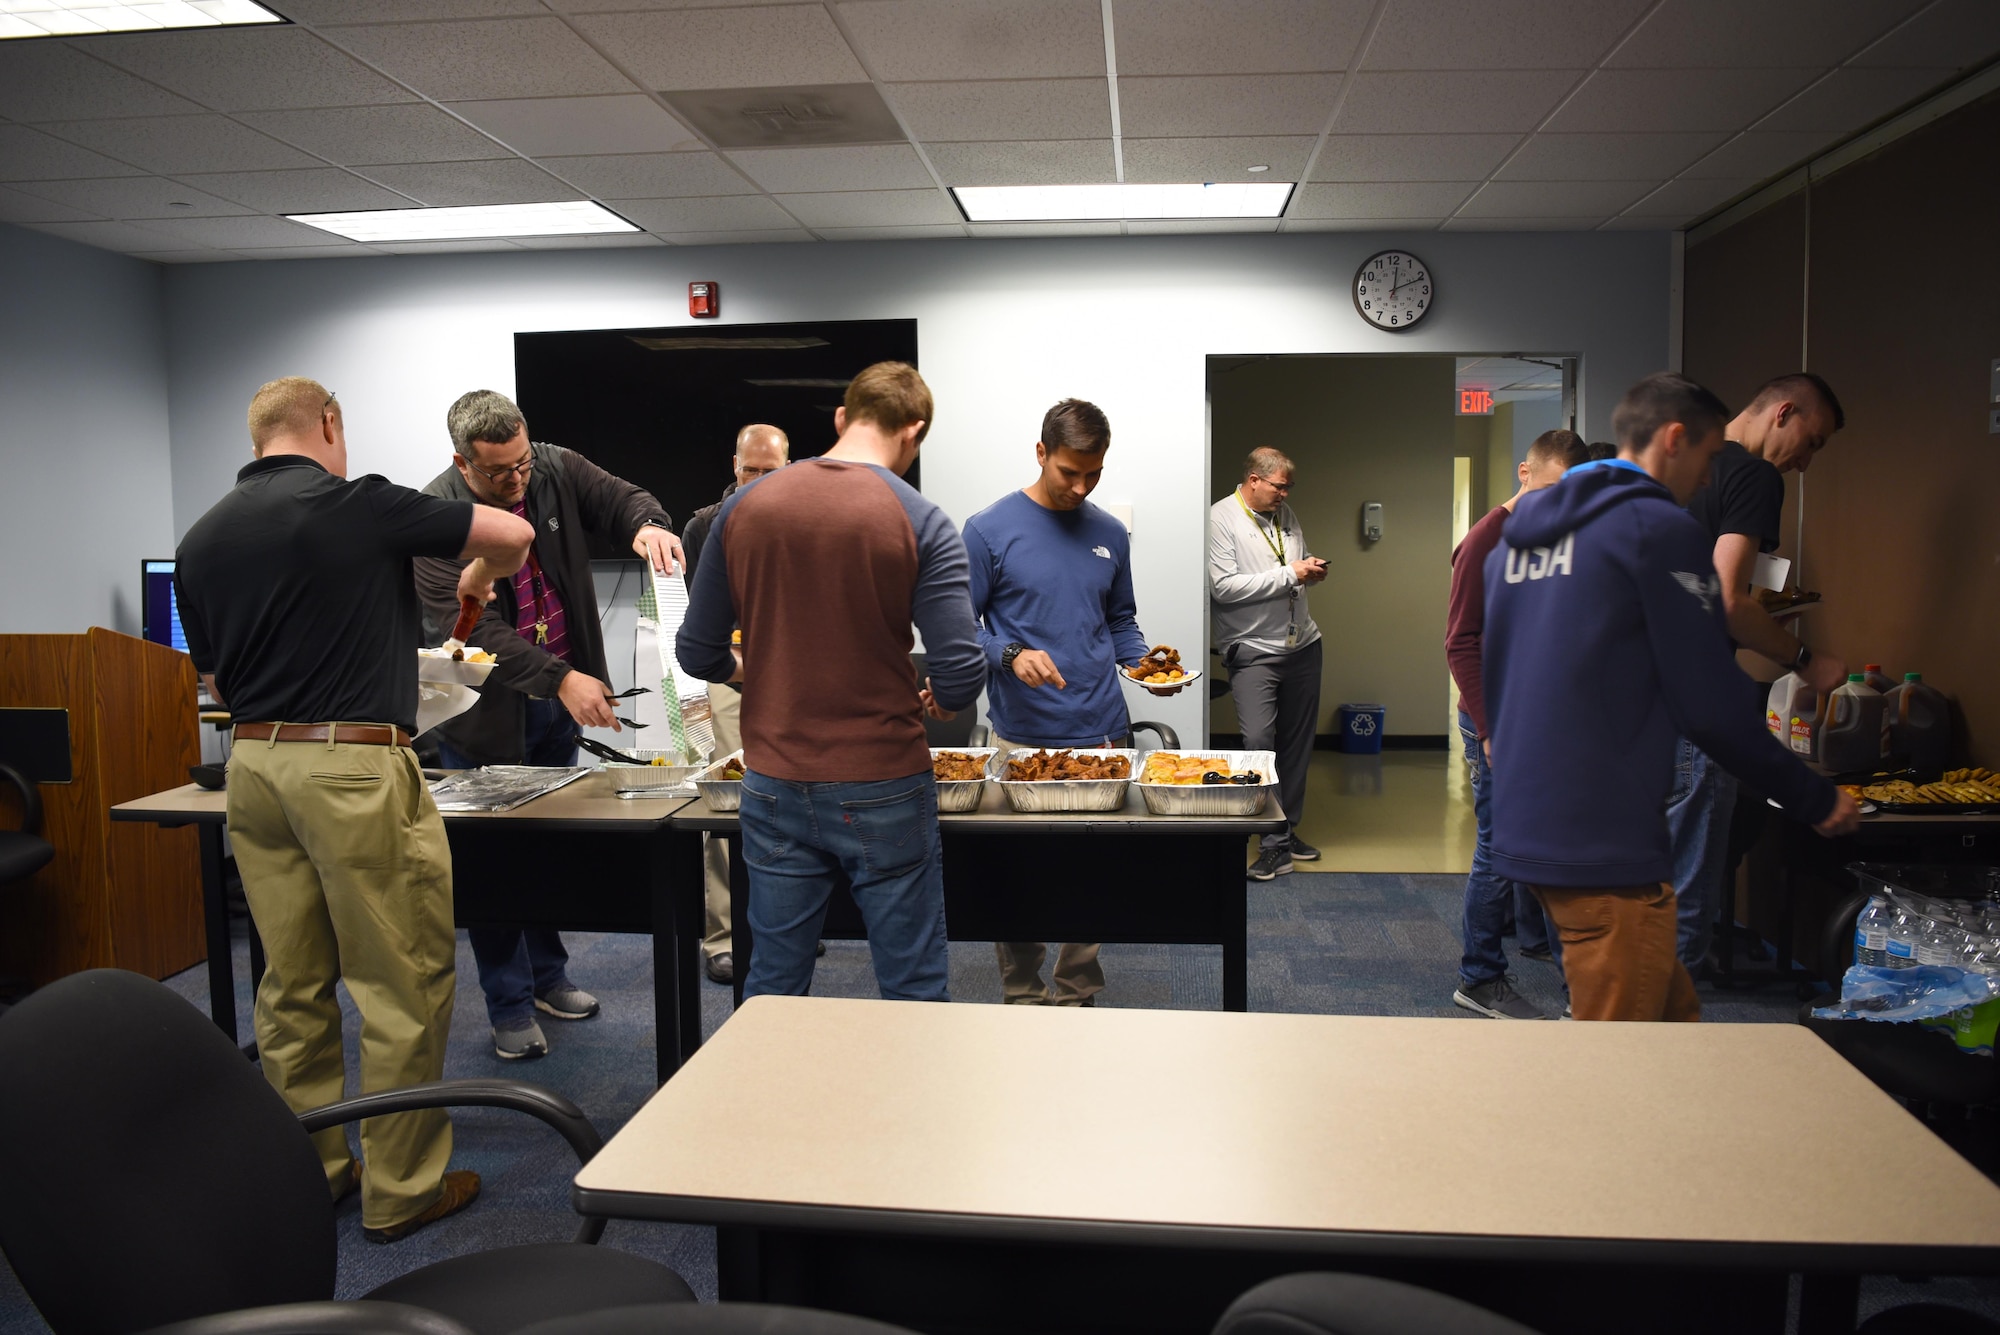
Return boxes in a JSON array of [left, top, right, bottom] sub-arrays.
[[681, 424, 789, 983]]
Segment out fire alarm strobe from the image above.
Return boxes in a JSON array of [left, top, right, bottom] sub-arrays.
[[689, 281, 718, 318]]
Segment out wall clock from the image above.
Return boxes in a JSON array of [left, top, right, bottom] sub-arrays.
[[1352, 250, 1432, 330]]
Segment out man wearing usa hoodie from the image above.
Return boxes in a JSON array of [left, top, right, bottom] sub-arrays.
[[1482, 373, 1860, 1021]]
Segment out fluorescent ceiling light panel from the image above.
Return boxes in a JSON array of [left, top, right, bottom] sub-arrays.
[[0, 0, 282, 39], [952, 182, 1294, 222], [286, 201, 639, 243]]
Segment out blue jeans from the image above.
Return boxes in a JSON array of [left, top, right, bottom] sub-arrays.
[[437, 696, 580, 1028], [1666, 737, 1736, 969], [739, 768, 950, 1003], [1458, 712, 1556, 988]]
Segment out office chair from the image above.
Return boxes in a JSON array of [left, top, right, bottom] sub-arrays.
[[0, 761, 55, 886], [1212, 1273, 1543, 1335], [0, 970, 695, 1335], [515, 1304, 925, 1334]]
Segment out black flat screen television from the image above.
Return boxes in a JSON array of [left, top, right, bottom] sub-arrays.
[[513, 318, 918, 559], [141, 559, 188, 653]]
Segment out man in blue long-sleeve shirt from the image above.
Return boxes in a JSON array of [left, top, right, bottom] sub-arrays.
[[963, 398, 1164, 1006]]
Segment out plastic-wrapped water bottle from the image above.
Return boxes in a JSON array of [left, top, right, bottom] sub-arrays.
[[1854, 896, 1892, 967], [1961, 936, 2000, 976], [1885, 909, 1922, 969], [1917, 917, 1967, 968]]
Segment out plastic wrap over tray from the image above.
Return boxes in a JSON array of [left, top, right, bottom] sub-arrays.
[[1134, 749, 1277, 817], [994, 748, 1136, 813]]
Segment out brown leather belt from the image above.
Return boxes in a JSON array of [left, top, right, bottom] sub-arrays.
[[234, 722, 413, 748]]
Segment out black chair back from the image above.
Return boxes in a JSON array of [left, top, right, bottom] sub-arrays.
[[0, 761, 55, 884], [515, 1303, 923, 1334], [0, 969, 336, 1334], [1213, 1273, 1542, 1335]]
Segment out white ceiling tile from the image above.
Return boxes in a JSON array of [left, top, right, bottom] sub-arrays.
[[1333, 71, 1577, 134], [510, 232, 670, 248], [1280, 217, 1442, 231], [889, 79, 1109, 141], [575, 7, 866, 90], [608, 194, 801, 230], [360, 159, 588, 205], [286, 0, 546, 21], [228, 245, 386, 259], [556, 0, 801, 8], [924, 139, 1112, 186], [139, 214, 343, 248], [1364, 0, 1652, 70], [835, 0, 1105, 81], [1677, 131, 1824, 180], [0, 124, 147, 180], [1123, 218, 1282, 233], [331, 18, 638, 100], [1440, 216, 1605, 230], [1113, 0, 1371, 75], [966, 221, 1122, 237], [1457, 179, 1655, 217], [39, 117, 322, 175], [776, 188, 958, 227], [368, 238, 529, 253], [817, 224, 966, 240], [174, 168, 421, 213], [1852, 0, 2000, 68], [446, 95, 703, 156], [1607, 0, 1927, 69], [1752, 66, 1952, 135], [541, 152, 754, 197], [131, 249, 245, 263], [0, 185, 100, 223], [1617, 176, 1758, 218], [0, 44, 206, 122], [1119, 74, 1342, 137], [653, 228, 818, 244], [241, 106, 509, 166], [1289, 181, 1475, 218], [1542, 68, 1821, 134], [19, 219, 191, 251], [1496, 132, 1728, 181], [1311, 134, 1516, 181], [83, 28, 417, 112], [12, 175, 255, 218], [726, 144, 934, 193], [1595, 215, 1686, 230], [1121, 136, 1317, 182]]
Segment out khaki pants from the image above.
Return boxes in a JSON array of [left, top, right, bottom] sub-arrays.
[[701, 682, 741, 960], [1532, 882, 1702, 1023], [227, 731, 457, 1231], [991, 733, 1103, 1005]]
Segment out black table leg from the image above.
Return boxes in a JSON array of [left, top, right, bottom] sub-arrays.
[[649, 829, 694, 1085], [1220, 837, 1248, 1012], [668, 827, 705, 1077], [1797, 1273, 1859, 1335], [197, 822, 236, 1046]]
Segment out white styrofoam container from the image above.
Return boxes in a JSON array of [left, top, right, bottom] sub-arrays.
[[1134, 749, 1277, 817], [994, 748, 1137, 813], [931, 747, 998, 813], [693, 750, 745, 811], [606, 749, 707, 795]]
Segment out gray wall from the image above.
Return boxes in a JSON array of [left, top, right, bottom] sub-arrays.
[[159, 229, 1669, 741], [0, 223, 174, 636]]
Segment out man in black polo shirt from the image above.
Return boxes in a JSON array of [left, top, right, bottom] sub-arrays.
[[175, 377, 532, 1244], [1669, 371, 1848, 969]]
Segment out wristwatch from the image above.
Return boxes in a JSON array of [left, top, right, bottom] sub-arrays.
[[1002, 643, 1029, 673], [1793, 642, 1813, 671]]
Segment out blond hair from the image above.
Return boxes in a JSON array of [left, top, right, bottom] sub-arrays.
[[248, 377, 334, 455], [843, 362, 933, 444], [1244, 446, 1295, 482]]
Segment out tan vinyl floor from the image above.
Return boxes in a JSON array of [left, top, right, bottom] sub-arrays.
[[1276, 749, 1476, 875]]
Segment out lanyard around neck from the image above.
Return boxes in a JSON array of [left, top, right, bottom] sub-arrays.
[[1236, 490, 1287, 566]]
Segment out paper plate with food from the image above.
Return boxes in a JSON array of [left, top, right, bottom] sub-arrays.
[[1123, 644, 1201, 693]]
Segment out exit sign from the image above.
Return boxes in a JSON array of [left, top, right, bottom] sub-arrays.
[[1457, 388, 1494, 415]]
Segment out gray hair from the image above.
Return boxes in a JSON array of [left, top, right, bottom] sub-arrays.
[[1244, 446, 1295, 482], [447, 389, 525, 457]]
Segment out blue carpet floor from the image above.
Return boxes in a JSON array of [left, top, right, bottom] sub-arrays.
[[2, 871, 1994, 1332]]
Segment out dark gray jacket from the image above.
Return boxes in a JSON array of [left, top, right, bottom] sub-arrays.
[[414, 442, 672, 765]]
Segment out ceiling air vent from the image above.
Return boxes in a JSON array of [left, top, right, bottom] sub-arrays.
[[660, 84, 905, 149]]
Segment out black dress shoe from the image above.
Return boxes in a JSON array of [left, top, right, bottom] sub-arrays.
[[815, 939, 827, 957], [704, 952, 733, 984]]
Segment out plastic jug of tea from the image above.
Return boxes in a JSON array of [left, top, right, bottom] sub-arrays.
[[1861, 663, 1895, 694], [1885, 673, 1952, 775], [1766, 673, 1820, 761], [1821, 675, 1886, 773]]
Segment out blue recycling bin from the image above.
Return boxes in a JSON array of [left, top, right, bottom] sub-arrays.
[[1338, 703, 1385, 754]]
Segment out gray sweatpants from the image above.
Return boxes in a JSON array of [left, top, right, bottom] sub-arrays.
[[1224, 638, 1322, 853]]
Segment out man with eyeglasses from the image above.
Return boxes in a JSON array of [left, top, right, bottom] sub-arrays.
[[1210, 447, 1328, 881], [414, 389, 685, 1060]]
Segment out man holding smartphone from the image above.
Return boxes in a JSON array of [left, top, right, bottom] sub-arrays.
[[1210, 447, 1328, 881]]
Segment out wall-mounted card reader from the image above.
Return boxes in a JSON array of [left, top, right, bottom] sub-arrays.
[[1362, 502, 1384, 543]]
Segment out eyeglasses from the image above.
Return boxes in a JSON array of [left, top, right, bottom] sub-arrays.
[[323, 391, 337, 415], [467, 454, 534, 484], [1254, 475, 1293, 492]]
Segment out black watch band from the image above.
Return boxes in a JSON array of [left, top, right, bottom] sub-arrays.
[[1002, 643, 1028, 672], [1794, 642, 1813, 670]]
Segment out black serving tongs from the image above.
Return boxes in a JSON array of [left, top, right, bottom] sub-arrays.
[[576, 734, 645, 765]]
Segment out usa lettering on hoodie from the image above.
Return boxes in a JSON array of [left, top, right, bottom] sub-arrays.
[[1480, 461, 1835, 888]]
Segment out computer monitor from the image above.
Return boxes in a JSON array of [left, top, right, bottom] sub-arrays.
[[141, 559, 188, 653]]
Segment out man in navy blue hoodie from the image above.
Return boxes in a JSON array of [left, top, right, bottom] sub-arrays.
[[1483, 373, 1859, 1021]]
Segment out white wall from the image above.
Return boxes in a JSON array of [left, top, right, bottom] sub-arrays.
[[0, 223, 174, 636], [162, 230, 1669, 742]]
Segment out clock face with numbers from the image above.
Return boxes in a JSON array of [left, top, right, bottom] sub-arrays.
[[1352, 249, 1432, 330]]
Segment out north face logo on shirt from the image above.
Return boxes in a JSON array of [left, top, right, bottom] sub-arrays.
[[1503, 533, 1575, 584], [547, 517, 560, 531], [1671, 571, 1722, 615], [1091, 545, 1112, 559]]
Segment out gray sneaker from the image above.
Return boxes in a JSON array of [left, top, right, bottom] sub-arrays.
[[1452, 976, 1549, 1020], [494, 1018, 549, 1059], [534, 985, 600, 1020], [1247, 847, 1293, 881]]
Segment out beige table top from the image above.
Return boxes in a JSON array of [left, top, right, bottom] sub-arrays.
[[112, 770, 691, 827], [577, 995, 2000, 1259]]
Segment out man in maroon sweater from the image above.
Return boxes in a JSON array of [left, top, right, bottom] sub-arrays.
[[1445, 427, 1588, 1019]]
